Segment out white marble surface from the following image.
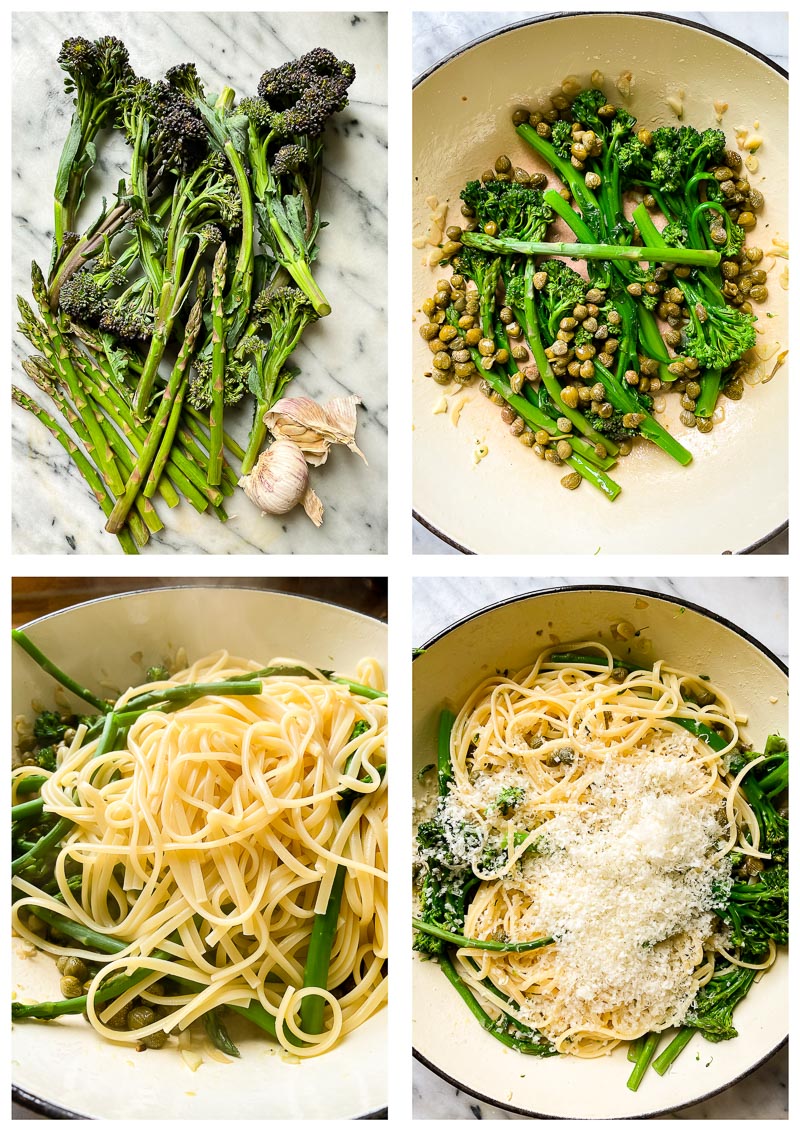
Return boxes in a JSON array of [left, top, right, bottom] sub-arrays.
[[412, 10, 788, 556], [12, 11, 387, 555], [412, 576, 788, 1120]]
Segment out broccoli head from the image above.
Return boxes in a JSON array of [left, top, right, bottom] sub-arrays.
[[460, 179, 553, 243], [494, 785, 525, 816], [33, 711, 67, 745], [531, 258, 589, 338], [256, 47, 356, 139]]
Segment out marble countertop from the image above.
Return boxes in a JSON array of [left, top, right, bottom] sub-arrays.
[[12, 11, 387, 555], [412, 10, 788, 557], [413, 576, 788, 1120]]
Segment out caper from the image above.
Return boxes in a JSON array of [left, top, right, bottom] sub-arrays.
[[60, 976, 84, 999], [723, 377, 744, 401], [445, 225, 463, 242], [590, 383, 605, 402], [534, 429, 550, 446], [572, 303, 588, 321], [597, 402, 613, 419], [63, 956, 88, 982], [428, 338, 448, 354], [556, 439, 573, 460], [451, 348, 470, 364], [749, 284, 768, 302], [544, 449, 563, 465], [495, 348, 510, 365], [499, 306, 514, 324], [450, 274, 465, 289], [505, 322, 522, 339], [510, 416, 526, 436], [511, 345, 528, 361], [457, 314, 475, 330], [575, 343, 595, 361], [512, 108, 530, 126], [483, 221, 498, 237], [680, 395, 697, 412], [532, 441, 546, 457], [453, 362, 475, 382], [465, 327, 482, 346], [481, 168, 495, 183], [561, 386, 579, 409], [438, 324, 458, 343], [452, 296, 466, 312], [560, 472, 581, 491], [478, 338, 495, 356], [737, 211, 756, 230], [679, 410, 697, 428], [433, 353, 452, 371], [696, 417, 713, 434], [421, 297, 436, 316], [746, 246, 763, 264]]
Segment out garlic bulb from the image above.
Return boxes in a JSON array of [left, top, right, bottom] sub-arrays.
[[238, 439, 324, 526], [263, 395, 367, 466]]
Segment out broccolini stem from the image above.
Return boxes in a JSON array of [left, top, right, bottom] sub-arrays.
[[207, 243, 228, 486], [413, 918, 553, 952], [10, 386, 139, 555], [652, 1027, 695, 1075], [11, 817, 73, 877], [438, 709, 456, 796], [11, 628, 109, 711], [461, 230, 721, 267], [439, 950, 554, 1055], [626, 1031, 661, 1091], [669, 717, 728, 752], [517, 259, 618, 454], [592, 359, 692, 467], [106, 298, 203, 534], [300, 864, 346, 1035], [696, 369, 722, 419], [203, 1009, 241, 1058]]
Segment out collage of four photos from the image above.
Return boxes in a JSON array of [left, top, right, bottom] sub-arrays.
[[10, 6, 790, 1122]]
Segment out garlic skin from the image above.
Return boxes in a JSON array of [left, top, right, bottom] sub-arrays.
[[264, 395, 367, 466], [238, 439, 324, 526]]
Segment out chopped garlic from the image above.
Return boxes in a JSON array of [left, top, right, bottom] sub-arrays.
[[745, 154, 759, 173], [181, 1050, 203, 1072], [411, 236, 427, 249], [473, 442, 489, 465], [591, 69, 604, 87], [615, 70, 634, 97], [713, 99, 728, 122], [742, 133, 763, 152], [432, 397, 448, 415], [451, 398, 467, 426], [666, 94, 684, 119]]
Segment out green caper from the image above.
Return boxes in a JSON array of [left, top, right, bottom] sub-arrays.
[[457, 314, 475, 330], [575, 344, 595, 362], [438, 324, 458, 343], [590, 383, 605, 402], [478, 338, 495, 356], [723, 377, 744, 401], [556, 440, 573, 460], [511, 345, 528, 361], [686, 380, 701, 400], [433, 353, 452, 371], [451, 348, 471, 364], [63, 956, 88, 982], [428, 338, 448, 353], [498, 306, 514, 324], [453, 363, 475, 383], [60, 976, 84, 999], [450, 274, 465, 290], [512, 108, 530, 126], [461, 202, 475, 218], [597, 402, 613, 419], [749, 284, 768, 302], [421, 297, 436, 316], [556, 417, 573, 434], [618, 440, 633, 456], [679, 410, 697, 427], [514, 167, 531, 184], [594, 442, 609, 459], [465, 297, 480, 315], [510, 417, 525, 436], [746, 247, 764, 264], [464, 327, 482, 346], [560, 472, 581, 491], [56, 956, 72, 974], [737, 211, 756, 230], [441, 240, 462, 259], [453, 295, 466, 312], [696, 417, 713, 434], [505, 322, 522, 338], [494, 154, 512, 174], [481, 168, 495, 183], [483, 221, 498, 237], [531, 440, 546, 456], [561, 386, 579, 409], [445, 226, 463, 242], [141, 1031, 168, 1050]]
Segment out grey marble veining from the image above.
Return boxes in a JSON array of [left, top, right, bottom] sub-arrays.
[[412, 10, 788, 556], [413, 576, 788, 1119], [12, 11, 387, 555]]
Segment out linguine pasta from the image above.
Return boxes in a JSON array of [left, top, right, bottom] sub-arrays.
[[13, 650, 388, 1056], [425, 642, 774, 1057]]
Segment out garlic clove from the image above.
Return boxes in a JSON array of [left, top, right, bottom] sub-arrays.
[[264, 394, 368, 466], [302, 484, 324, 527], [238, 439, 310, 517]]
